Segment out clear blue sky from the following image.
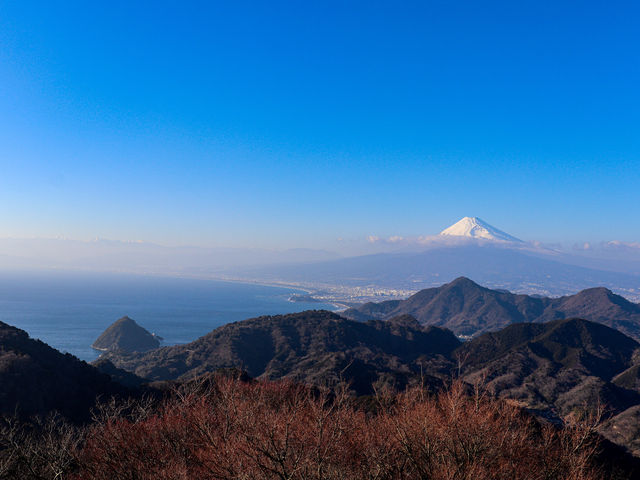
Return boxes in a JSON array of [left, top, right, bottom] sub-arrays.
[[1, 1, 638, 248]]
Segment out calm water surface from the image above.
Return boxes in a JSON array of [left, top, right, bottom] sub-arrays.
[[0, 271, 333, 361]]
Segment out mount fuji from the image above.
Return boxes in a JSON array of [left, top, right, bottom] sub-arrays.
[[240, 217, 640, 302], [439, 217, 522, 243]]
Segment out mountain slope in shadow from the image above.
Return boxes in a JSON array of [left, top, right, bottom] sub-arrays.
[[0, 321, 134, 422]]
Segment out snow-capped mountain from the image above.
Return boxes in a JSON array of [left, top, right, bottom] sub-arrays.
[[439, 217, 522, 243], [227, 215, 640, 302]]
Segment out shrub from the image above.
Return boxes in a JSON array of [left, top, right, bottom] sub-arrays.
[[74, 377, 601, 480]]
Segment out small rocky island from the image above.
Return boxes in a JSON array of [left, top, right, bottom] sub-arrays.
[[92, 316, 162, 353]]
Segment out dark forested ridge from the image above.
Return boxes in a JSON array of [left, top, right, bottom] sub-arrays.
[[0, 321, 133, 422], [101, 310, 461, 394], [455, 318, 640, 454], [342, 276, 640, 339]]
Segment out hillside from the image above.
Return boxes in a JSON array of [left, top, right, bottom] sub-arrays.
[[458, 319, 640, 414], [101, 310, 461, 394], [102, 311, 640, 456], [342, 277, 640, 338], [456, 318, 640, 454], [0, 321, 133, 422]]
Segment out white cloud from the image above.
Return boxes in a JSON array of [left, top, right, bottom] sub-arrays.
[[606, 240, 640, 250]]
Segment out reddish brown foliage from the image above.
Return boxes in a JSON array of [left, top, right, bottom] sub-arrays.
[[74, 378, 602, 480]]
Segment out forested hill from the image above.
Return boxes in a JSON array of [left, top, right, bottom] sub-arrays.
[[343, 276, 640, 339]]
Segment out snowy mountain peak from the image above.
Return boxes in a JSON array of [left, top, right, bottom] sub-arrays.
[[439, 217, 522, 242]]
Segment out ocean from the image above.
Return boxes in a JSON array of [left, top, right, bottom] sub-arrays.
[[0, 271, 334, 362]]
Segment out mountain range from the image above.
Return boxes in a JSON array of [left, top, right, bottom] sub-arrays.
[[5, 313, 640, 479], [3, 270, 640, 457], [97, 307, 640, 455], [342, 276, 640, 339], [99, 310, 460, 394], [4, 289, 640, 456]]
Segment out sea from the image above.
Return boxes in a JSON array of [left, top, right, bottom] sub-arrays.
[[0, 271, 334, 362]]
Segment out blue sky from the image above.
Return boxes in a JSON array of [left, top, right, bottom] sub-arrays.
[[1, 1, 639, 249]]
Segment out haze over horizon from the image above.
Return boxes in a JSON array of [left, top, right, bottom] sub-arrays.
[[2, 2, 639, 252]]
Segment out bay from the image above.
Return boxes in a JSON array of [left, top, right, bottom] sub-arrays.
[[0, 271, 333, 362]]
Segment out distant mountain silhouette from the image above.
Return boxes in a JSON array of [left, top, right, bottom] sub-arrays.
[[93, 316, 161, 353], [100, 310, 461, 395], [0, 321, 133, 422], [244, 244, 640, 301], [342, 277, 640, 339]]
